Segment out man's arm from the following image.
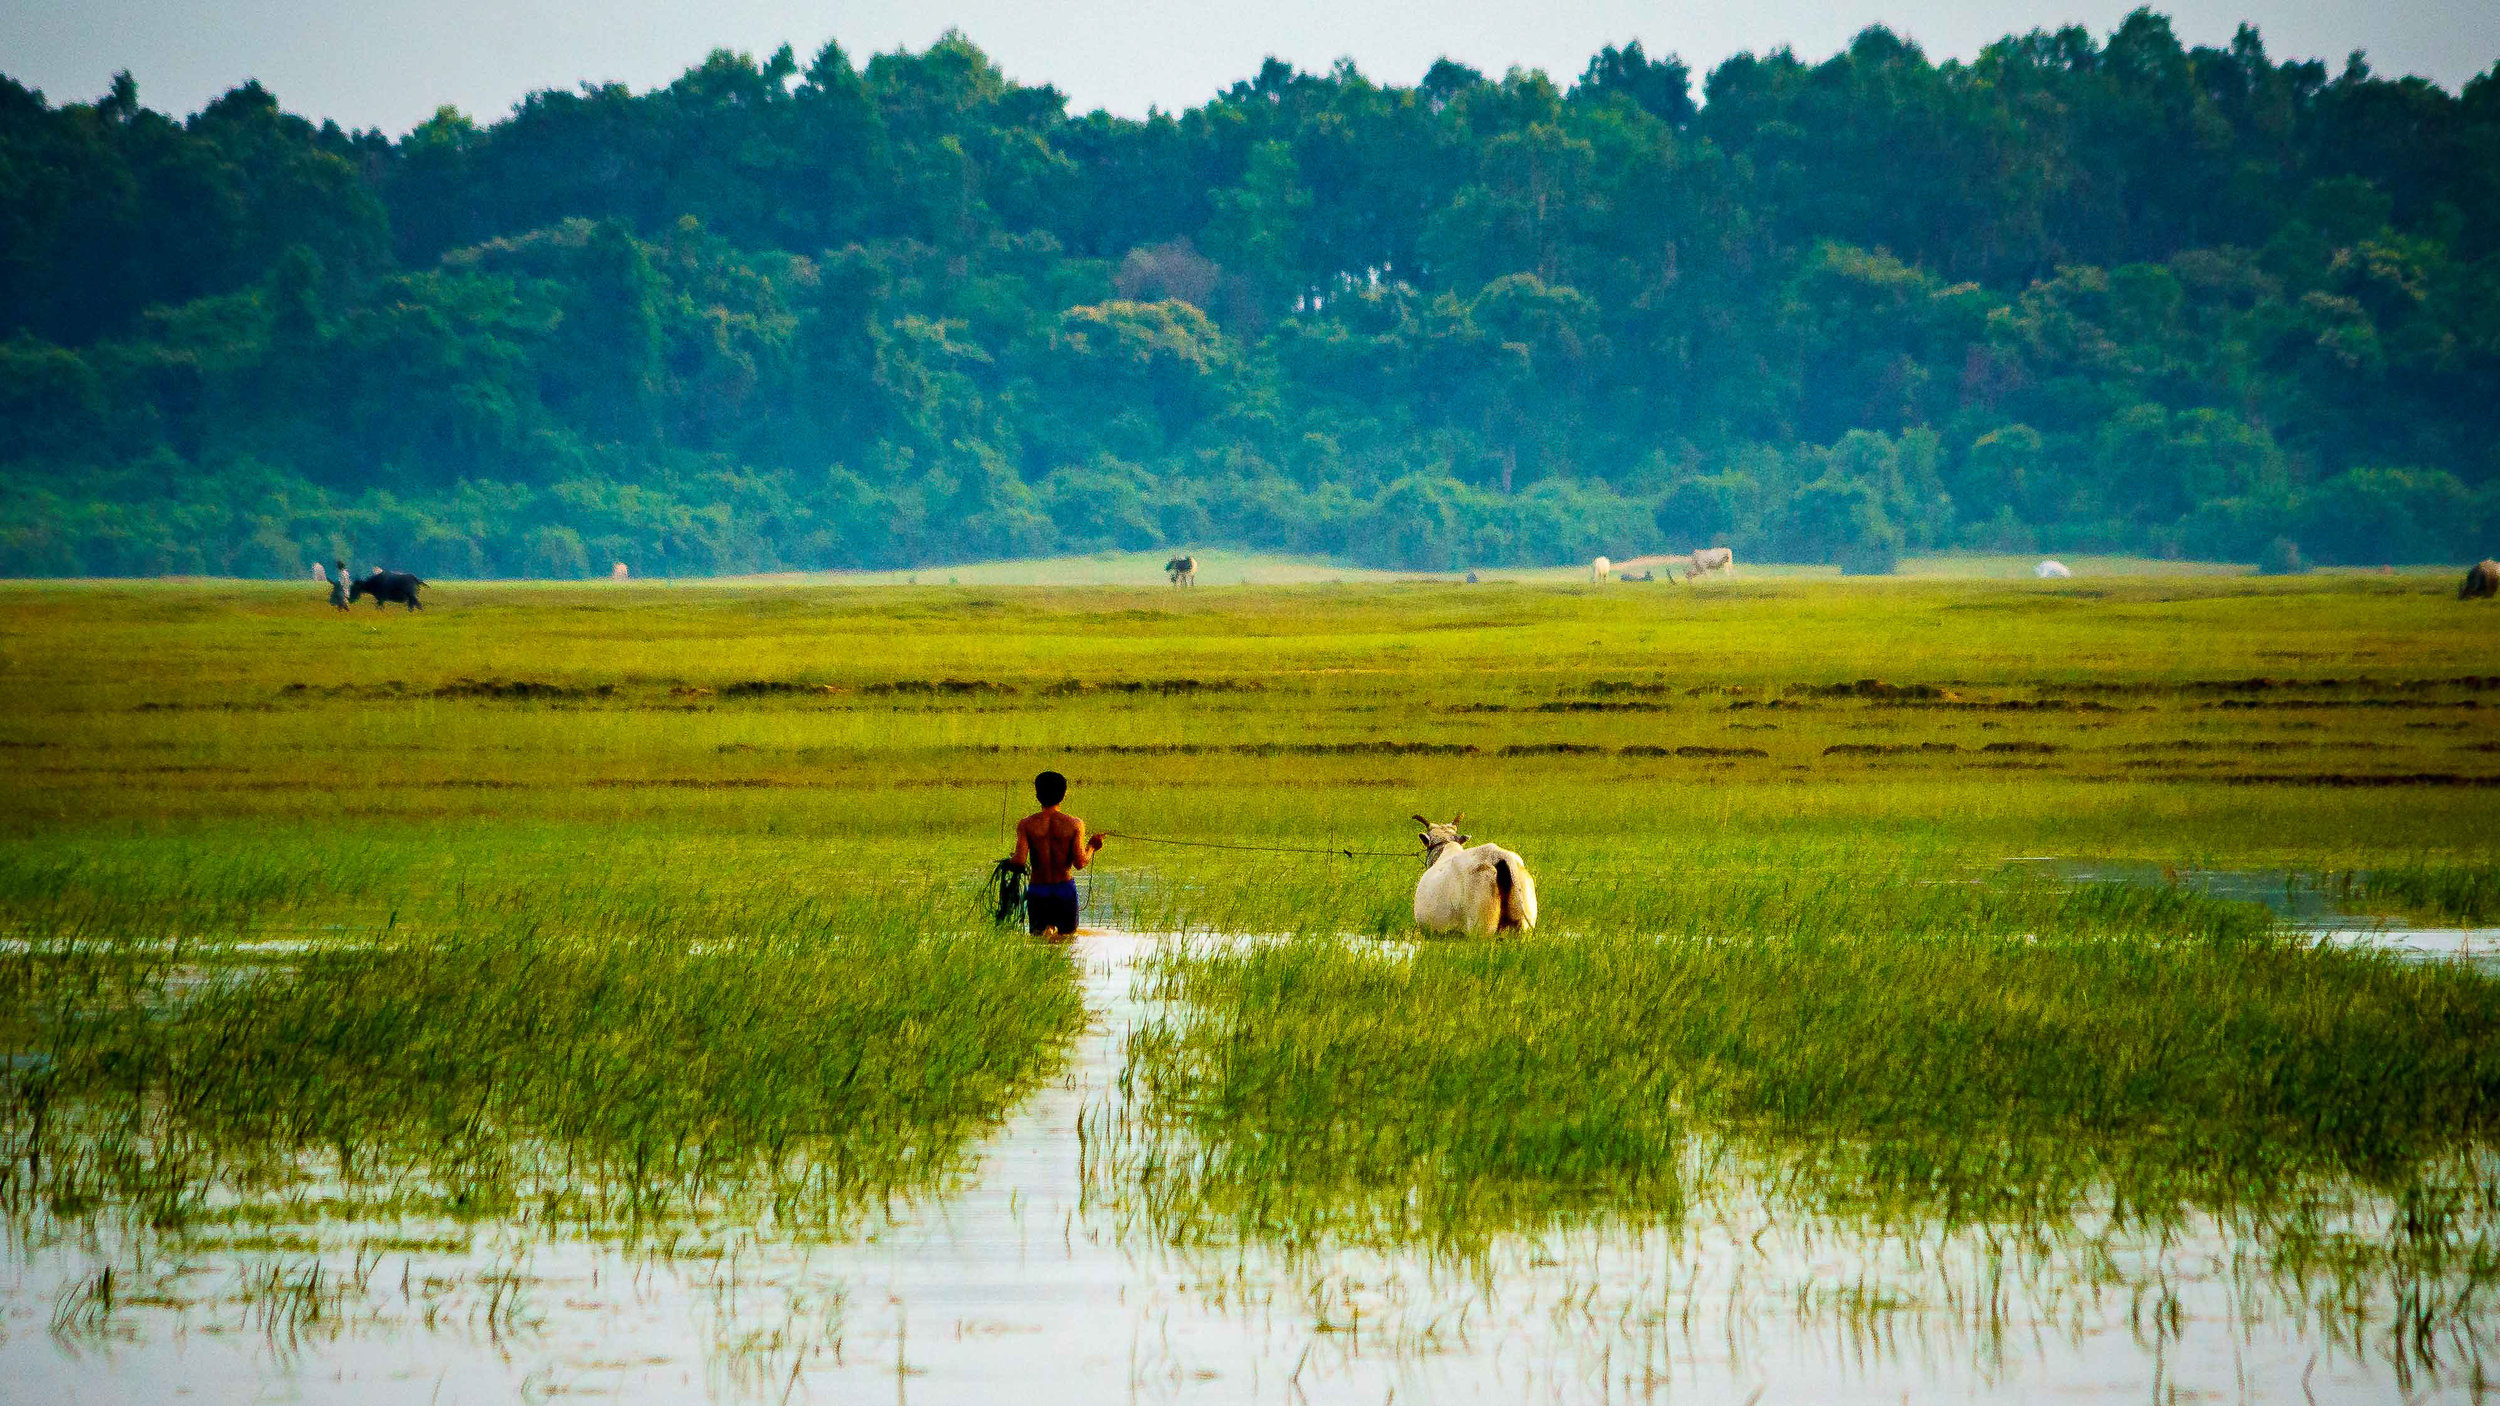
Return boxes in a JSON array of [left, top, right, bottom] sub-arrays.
[[1070, 819, 1090, 870], [1010, 818, 1030, 866]]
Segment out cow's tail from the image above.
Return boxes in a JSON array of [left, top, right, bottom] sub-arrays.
[[1494, 857, 1522, 932]]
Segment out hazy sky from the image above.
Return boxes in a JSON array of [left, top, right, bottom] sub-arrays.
[[7, 0, 2494, 135]]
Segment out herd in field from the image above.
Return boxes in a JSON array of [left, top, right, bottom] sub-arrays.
[[309, 552, 2500, 598], [1591, 548, 1736, 583]]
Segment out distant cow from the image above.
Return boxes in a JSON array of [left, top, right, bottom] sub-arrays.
[[2464, 560, 2500, 600], [1683, 547, 1735, 582], [1166, 555, 1197, 586], [351, 570, 426, 611]]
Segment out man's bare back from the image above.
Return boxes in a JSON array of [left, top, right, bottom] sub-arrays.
[[1014, 808, 1096, 885]]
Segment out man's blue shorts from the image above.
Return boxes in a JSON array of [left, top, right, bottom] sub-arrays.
[[1026, 880, 1079, 936]]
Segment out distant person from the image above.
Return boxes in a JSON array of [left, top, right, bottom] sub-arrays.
[[329, 560, 351, 611], [1008, 770, 1104, 938]]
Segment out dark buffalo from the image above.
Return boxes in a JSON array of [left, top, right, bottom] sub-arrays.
[[1165, 555, 1197, 586], [351, 570, 427, 610], [2463, 560, 2500, 601]]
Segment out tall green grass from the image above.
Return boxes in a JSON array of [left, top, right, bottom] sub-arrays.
[[1, 868, 1083, 1239], [1106, 893, 2500, 1258], [2356, 862, 2500, 924]]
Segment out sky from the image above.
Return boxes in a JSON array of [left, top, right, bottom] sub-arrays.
[[6, 0, 2495, 135]]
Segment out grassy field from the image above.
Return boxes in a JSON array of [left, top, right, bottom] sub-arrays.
[[5, 568, 2494, 868], [3, 568, 2498, 1370]]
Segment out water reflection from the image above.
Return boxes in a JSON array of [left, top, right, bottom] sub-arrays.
[[1091, 926, 2500, 1404], [2020, 858, 2500, 966], [5, 930, 2497, 1402]]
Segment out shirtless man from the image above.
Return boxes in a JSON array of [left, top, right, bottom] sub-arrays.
[[1010, 770, 1104, 937]]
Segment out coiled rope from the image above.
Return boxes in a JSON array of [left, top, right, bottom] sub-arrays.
[[986, 858, 1027, 926]]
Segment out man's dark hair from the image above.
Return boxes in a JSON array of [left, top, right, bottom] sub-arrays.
[[1034, 770, 1068, 806]]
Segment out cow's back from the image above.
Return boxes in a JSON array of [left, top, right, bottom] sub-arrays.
[[1415, 843, 1537, 935]]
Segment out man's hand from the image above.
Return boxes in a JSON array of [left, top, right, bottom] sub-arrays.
[[1087, 833, 1106, 852]]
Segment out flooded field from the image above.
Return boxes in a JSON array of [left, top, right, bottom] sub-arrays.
[[10, 913, 2499, 1402], [2031, 860, 2500, 969], [4, 576, 2498, 1400]]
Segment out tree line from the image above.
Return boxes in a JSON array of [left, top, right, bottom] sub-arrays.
[[3, 13, 2497, 577]]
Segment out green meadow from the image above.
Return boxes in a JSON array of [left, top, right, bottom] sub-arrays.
[[4, 565, 2499, 1379]]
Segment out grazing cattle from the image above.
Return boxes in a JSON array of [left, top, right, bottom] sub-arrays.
[[1601, 550, 1733, 583], [2463, 560, 2500, 600], [2034, 559, 2072, 580], [1165, 555, 1197, 586], [1683, 547, 1735, 581], [350, 570, 426, 611], [1411, 812, 1538, 937]]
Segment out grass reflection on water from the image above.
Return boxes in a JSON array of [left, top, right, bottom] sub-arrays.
[[1094, 899, 2500, 1390]]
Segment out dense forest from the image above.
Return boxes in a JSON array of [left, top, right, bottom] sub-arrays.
[[4, 12, 2498, 577]]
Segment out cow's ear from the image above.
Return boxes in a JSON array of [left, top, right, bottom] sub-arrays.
[[1457, 834, 1471, 845]]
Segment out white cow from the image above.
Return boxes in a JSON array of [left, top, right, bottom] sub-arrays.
[[1411, 813, 1538, 936], [1683, 547, 1735, 581], [1597, 549, 1735, 583], [2033, 559, 2071, 579]]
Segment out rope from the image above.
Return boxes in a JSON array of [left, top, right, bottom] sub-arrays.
[[1099, 831, 1414, 860], [986, 858, 1027, 925]]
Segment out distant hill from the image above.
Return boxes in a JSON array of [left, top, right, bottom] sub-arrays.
[[3, 17, 2496, 577]]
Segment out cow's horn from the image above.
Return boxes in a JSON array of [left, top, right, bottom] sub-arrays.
[[1411, 814, 1432, 828], [1450, 810, 1464, 825]]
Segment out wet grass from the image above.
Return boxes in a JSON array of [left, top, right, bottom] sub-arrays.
[[2, 860, 1083, 1238], [2357, 862, 2500, 924], [1096, 885, 2500, 1377], [1112, 906, 2500, 1251]]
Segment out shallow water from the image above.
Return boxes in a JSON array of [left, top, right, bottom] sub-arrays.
[[2020, 858, 2500, 968], [4, 929, 2495, 1402]]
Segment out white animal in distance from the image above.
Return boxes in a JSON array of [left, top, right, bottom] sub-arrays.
[[1596, 549, 1735, 582], [1682, 547, 1735, 581], [2034, 559, 2071, 579], [1411, 813, 1538, 936]]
